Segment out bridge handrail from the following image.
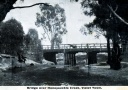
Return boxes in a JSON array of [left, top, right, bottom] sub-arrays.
[[42, 43, 112, 50]]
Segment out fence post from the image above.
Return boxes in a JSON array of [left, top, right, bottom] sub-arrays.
[[94, 44, 95, 50], [81, 44, 82, 48], [100, 43, 101, 51], [87, 44, 89, 51]]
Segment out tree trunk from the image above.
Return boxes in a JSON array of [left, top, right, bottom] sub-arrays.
[[0, 0, 17, 22], [106, 34, 111, 65], [122, 39, 127, 53], [110, 36, 121, 70], [51, 39, 55, 49]]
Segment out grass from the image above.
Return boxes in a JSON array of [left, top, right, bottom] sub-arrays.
[[0, 65, 128, 86]]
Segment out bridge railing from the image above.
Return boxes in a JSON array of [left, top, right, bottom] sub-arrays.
[[42, 43, 112, 50]]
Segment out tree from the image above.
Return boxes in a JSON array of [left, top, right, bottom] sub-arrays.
[[35, 4, 67, 49], [27, 28, 39, 45], [36, 39, 43, 63], [23, 34, 31, 48], [80, 0, 128, 70], [25, 28, 43, 63], [0, 18, 24, 55]]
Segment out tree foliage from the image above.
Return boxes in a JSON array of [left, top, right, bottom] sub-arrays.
[[81, 0, 128, 48], [35, 4, 67, 48], [0, 18, 24, 55], [27, 28, 39, 45]]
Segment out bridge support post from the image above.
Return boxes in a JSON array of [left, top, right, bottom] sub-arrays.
[[43, 52, 57, 65], [72, 53, 76, 66], [64, 53, 70, 65], [70, 54, 73, 65], [87, 51, 97, 64], [64, 53, 66, 65], [64, 53, 76, 66], [64, 53, 68, 65], [68, 54, 71, 65]]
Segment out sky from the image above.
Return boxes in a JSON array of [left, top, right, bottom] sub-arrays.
[[4, 0, 107, 45]]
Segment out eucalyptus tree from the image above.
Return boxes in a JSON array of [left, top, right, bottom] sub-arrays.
[[35, 4, 67, 49], [80, 0, 128, 70]]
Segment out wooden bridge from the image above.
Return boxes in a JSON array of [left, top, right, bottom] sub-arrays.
[[43, 43, 111, 52], [43, 43, 111, 65]]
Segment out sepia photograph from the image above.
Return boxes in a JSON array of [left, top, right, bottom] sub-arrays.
[[0, 0, 128, 88]]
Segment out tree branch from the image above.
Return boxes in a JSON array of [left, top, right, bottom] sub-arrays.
[[42, 25, 51, 41], [12, 3, 51, 9], [107, 5, 128, 25]]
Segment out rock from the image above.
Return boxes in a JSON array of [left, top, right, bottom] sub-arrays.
[[30, 63, 34, 66], [42, 59, 55, 65]]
